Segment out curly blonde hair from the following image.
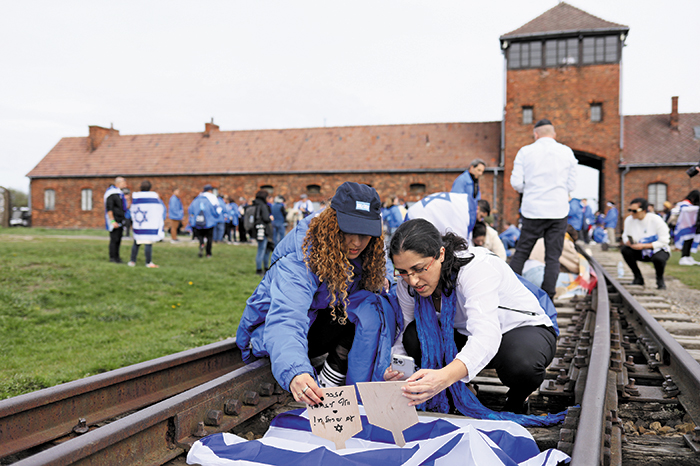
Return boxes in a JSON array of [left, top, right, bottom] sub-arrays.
[[302, 208, 386, 324]]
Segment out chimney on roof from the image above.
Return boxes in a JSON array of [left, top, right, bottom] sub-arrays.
[[670, 96, 679, 131], [88, 125, 120, 151], [204, 118, 219, 137]]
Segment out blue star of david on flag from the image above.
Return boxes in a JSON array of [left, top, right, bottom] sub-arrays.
[[420, 192, 451, 208], [133, 206, 149, 226]]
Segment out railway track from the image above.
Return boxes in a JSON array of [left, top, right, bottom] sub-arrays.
[[3, 248, 700, 465]]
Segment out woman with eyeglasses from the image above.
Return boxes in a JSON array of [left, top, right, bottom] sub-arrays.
[[385, 218, 557, 415]]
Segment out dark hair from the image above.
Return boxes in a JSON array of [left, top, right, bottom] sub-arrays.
[[140, 180, 151, 192], [255, 190, 269, 201], [472, 221, 486, 238], [477, 199, 490, 216], [389, 218, 473, 296], [686, 190, 700, 206], [566, 224, 579, 241], [630, 198, 649, 211]]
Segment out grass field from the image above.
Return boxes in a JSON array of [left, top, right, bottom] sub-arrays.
[[0, 229, 260, 400], [3, 228, 700, 402]]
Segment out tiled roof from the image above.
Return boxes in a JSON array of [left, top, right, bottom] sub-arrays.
[[622, 113, 700, 166], [27, 122, 502, 178], [500, 2, 628, 40]]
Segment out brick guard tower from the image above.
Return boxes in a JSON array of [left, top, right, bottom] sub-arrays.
[[499, 3, 629, 223]]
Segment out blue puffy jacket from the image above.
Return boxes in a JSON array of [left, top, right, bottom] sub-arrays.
[[450, 171, 481, 200], [568, 198, 583, 229], [236, 214, 400, 391], [188, 194, 223, 229]]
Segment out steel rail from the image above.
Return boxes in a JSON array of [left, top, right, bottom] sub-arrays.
[[569, 260, 611, 466], [593, 257, 700, 422], [11, 359, 285, 466], [0, 338, 243, 460]]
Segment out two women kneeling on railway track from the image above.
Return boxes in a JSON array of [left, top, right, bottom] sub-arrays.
[[236, 182, 399, 407], [384, 218, 558, 414]]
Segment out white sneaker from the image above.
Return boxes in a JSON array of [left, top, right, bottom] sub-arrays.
[[679, 256, 695, 266], [127, 261, 136, 267], [317, 361, 346, 388]]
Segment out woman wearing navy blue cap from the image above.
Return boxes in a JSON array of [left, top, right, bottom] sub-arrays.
[[236, 182, 398, 406]]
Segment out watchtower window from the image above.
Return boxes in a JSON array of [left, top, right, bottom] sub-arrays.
[[522, 107, 533, 125], [590, 104, 602, 122], [582, 36, 619, 64]]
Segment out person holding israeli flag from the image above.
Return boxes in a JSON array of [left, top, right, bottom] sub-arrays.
[[127, 180, 165, 268], [104, 176, 128, 264]]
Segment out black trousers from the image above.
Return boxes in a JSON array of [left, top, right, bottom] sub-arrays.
[[620, 246, 669, 283], [109, 227, 123, 261], [307, 308, 356, 374], [195, 227, 214, 256], [238, 222, 248, 243], [403, 320, 556, 409], [682, 239, 693, 257], [509, 217, 568, 299]]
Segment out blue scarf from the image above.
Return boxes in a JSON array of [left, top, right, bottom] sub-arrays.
[[413, 290, 567, 427]]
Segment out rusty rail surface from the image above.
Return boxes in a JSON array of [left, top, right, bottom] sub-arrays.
[[598, 263, 700, 423], [11, 359, 285, 466], [0, 338, 243, 460], [569, 259, 611, 466]]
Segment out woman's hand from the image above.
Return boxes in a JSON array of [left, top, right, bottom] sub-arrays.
[[383, 366, 405, 381], [401, 360, 468, 406], [290, 373, 324, 407]]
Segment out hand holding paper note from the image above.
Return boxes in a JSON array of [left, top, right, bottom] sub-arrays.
[[307, 386, 362, 449]]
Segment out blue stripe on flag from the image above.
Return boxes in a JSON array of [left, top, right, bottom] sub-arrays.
[[132, 198, 161, 204], [132, 228, 160, 235], [480, 428, 540, 463], [199, 433, 418, 465], [420, 433, 463, 466]]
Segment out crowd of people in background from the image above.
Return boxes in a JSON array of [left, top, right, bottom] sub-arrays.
[[107, 117, 699, 422]]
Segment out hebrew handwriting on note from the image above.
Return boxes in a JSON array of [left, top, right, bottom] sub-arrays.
[[308, 385, 362, 450]]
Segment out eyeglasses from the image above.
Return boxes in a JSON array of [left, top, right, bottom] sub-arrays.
[[628, 208, 643, 213], [394, 256, 436, 278]]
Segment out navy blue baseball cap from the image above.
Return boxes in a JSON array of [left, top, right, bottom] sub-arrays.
[[331, 182, 382, 237]]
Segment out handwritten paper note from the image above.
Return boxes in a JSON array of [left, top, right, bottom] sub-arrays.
[[357, 381, 418, 447], [308, 385, 362, 449]]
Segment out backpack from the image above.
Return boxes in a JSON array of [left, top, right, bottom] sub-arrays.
[[195, 201, 207, 228], [243, 204, 259, 235]]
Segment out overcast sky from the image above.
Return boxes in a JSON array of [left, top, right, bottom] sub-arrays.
[[1, 0, 699, 203]]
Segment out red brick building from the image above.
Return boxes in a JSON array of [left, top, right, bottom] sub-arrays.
[[27, 3, 700, 231]]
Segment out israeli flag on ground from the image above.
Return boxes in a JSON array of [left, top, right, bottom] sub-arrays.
[[187, 407, 570, 466], [674, 204, 700, 251], [130, 191, 165, 243]]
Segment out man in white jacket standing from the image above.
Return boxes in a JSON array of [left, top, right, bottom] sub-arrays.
[[621, 197, 671, 289], [508, 119, 578, 299]]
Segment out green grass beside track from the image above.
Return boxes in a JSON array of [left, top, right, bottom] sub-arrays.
[[0, 230, 260, 400]]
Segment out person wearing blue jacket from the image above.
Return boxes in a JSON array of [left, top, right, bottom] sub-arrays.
[[603, 201, 619, 246], [236, 182, 399, 407], [188, 184, 223, 258], [168, 188, 184, 242], [450, 159, 485, 201], [567, 197, 583, 233], [270, 195, 288, 248]]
